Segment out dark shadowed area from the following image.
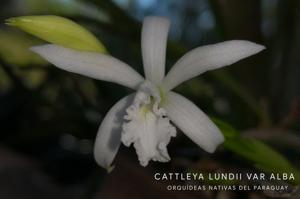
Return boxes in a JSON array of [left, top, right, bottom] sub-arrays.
[[0, 0, 300, 198]]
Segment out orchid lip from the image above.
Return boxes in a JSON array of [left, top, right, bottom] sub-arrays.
[[120, 80, 176, 166]]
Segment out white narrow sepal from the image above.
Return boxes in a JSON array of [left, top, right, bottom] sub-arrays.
[[165, 92, 224, 153], [142, 16, 170, 84], [162, 40, 265, 91], [31, 45, 144, 90], [94, 94, 134, 170]]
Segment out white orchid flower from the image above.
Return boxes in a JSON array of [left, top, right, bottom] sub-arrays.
[[30, 16, 265, 170]]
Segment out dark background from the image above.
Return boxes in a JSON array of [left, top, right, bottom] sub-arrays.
[[0, 0, 300, 198]]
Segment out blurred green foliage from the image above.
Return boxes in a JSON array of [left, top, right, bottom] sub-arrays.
[[214, 118, 300, 184], [0, 30, 44, 66]]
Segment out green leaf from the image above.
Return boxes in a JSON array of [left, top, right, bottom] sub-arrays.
[[213, 118, 300, 184], [224, 136, 300, 184], [212, 118, 239, 139], [6, 15, 107, 53]]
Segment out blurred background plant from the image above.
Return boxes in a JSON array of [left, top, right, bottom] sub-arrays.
[[0, 0, 300, 199]]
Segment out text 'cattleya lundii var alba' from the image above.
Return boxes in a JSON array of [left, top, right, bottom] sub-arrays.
[[29, 16, 265, 170]]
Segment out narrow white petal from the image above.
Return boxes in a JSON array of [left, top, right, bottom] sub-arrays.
[[142, 16, 170, 84], [31, 45, 144, 89], [165, 92, 224, 153], [162, 40, 265, 91], [94, 94, 134, 169]]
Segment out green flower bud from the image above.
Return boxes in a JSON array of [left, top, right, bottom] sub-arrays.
[[6, 15, 106, 53]]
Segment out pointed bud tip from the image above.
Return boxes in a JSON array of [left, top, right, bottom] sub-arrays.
[[5, 17, 29, 27], [5, 18, 16, 26]]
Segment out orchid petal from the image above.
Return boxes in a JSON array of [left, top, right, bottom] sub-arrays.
[[31, 45, 144, 89], [94, 94, 134, 170], [142, 16, 170, 84], [165, 92, 224, 153], [162, 40, 265, 91]]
